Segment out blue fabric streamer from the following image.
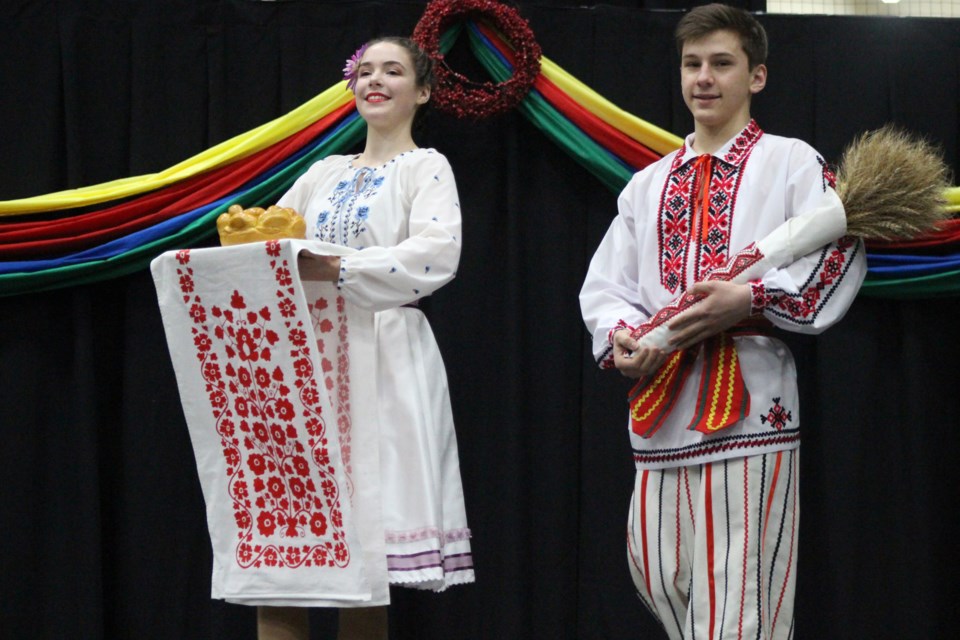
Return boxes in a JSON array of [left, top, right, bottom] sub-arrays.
[[866, 251, 960, 276]]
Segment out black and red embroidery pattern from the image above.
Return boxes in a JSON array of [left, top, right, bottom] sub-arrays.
[[173, 243, 351, 570], [749, 281, 767, 315], [760, 236, 861, 327], [760, 397, 793, 431], [721, 120, 763, 166], [632, 428, 800, 466], [658, 121, 763, 294], [630, 243, 765, 342], [600, 319, 636, 369], [817, 156, 837, 191]]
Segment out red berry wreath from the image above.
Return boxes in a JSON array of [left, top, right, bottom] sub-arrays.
[[413, 0, 542, 120]]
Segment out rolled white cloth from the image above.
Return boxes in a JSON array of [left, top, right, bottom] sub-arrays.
[[634, 204, 847, 351]]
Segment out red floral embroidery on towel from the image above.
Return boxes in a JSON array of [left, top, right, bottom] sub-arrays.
[[174, 246, 351, 570]]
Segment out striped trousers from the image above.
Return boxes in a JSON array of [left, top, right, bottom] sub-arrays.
[[627, 451, 798, 640]]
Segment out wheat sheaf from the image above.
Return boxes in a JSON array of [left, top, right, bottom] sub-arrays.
[[836, 125, 953, 242]]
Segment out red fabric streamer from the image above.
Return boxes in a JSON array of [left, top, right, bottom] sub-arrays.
[[866, 218, 960, 251], [475, 21, 661, 171], [0, 101, 356, 258]]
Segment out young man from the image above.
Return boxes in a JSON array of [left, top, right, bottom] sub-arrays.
[[579, 4, 866, 639]]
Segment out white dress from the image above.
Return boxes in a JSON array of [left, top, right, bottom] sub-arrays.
[[277, 148, 474, 590]]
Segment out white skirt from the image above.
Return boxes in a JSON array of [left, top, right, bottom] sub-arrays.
[[373, 306, 474, 590]]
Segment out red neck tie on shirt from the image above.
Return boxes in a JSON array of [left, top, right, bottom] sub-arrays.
[[692, 153, 713, 243]]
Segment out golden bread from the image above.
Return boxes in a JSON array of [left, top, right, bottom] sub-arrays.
[[216, 204, 307, 246]]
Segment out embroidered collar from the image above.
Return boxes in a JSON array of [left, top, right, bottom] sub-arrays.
[[675, 120, 764, 170], [347, 148, 424, 171]]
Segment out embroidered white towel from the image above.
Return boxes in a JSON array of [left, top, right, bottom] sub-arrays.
[[151, 239, 388, 607]]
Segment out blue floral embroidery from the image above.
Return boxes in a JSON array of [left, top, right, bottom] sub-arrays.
[[313, 162, 386, 244], [348, 205, 370, 238]]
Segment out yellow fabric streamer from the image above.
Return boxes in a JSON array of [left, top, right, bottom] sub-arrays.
[[945, 186, 960, 215], [541, 54, 960, 217], [539, 55, 683, 156], [0, 83, 355, 217]]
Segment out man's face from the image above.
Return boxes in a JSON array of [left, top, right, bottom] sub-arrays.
[[680, 29, 766, 133]]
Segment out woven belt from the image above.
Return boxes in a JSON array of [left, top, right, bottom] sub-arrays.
[[628, 320, 771, 438]]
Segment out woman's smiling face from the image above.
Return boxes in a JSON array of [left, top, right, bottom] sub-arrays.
[[354, 42, 430, 131]]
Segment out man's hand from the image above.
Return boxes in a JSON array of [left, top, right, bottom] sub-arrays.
[[613, 329, 668, 379], [667, 280, 752, 351]]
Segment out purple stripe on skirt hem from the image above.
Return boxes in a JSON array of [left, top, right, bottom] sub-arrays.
[[387, 551, 474, 572]]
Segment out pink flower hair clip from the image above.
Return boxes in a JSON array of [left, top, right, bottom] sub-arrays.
[[343, 43, 368, 93]]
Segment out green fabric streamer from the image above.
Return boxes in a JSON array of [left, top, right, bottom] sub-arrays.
[[464, 25, 632, 193], [860, 269, 960, 299]]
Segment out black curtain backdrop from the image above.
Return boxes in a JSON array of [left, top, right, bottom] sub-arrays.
[[1, 2, 958, 639]]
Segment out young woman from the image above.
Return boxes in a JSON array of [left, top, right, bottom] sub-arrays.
[[259, 37, 474, 640]]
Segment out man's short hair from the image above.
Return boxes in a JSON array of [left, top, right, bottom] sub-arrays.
[[675, 3, 768, 69]]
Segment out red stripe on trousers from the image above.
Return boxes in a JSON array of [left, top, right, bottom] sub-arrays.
[[737, 458, 750, 640], [640, 469, 653, 598], [705, 463, 718, 640]]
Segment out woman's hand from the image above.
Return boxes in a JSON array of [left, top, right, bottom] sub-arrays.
[[298, 254, 341, 283]]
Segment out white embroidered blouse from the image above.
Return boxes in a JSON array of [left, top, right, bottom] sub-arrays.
[[278, 148, 462, 312]]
